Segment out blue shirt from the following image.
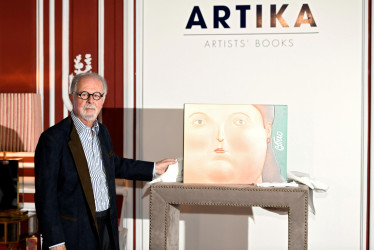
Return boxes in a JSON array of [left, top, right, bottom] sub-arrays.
[[71, 112, 110, 212]]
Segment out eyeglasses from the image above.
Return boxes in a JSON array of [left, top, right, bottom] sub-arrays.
[[72, 91, 105, 100]]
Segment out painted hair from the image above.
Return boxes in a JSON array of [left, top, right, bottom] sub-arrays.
[[254, 104, 275, 127]]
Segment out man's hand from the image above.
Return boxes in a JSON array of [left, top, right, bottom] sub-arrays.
[[155, 158, 177, 175]]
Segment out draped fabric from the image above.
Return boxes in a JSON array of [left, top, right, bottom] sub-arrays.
[[0, 93, 42, 152]]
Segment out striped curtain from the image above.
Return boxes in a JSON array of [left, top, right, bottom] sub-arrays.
[[0, 93, 42, 152]]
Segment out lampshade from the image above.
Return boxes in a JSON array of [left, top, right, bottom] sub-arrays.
[[0, 93, 42, 152]]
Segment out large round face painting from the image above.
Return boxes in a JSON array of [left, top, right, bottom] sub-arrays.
[[183, 104, 270, 184]]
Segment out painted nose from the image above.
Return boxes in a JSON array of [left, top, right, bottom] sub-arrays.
[[217, 126, 224, 142]]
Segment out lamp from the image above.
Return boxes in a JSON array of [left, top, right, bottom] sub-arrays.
[[0, 93, 42, 153], [0, 93, 41, 250], [0, 93, 42, 212]]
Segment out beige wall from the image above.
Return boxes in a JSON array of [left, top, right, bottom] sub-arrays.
[[136, 0, 367, 249]]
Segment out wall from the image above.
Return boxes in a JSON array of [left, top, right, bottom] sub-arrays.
[[0, 0, 369, 249], [138, 0, 367, 249], [0, 0, 135, 246], [0, 0, 127, 150], [0, 0, 37, 93]]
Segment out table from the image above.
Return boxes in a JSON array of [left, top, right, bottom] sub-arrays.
[[0, 213, 38, 249], [149, 183, 308, 250]]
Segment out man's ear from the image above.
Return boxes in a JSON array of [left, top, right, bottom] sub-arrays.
[[265, 121, 272, 139]]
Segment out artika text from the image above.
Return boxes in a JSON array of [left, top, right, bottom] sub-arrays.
[[186, 4, 317, 29]]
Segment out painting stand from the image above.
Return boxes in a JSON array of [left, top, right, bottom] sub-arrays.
[[149, 182, 308, 250]]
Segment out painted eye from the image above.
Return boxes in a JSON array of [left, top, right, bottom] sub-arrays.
[[234, 119, 246, 126], [193, 119, 205, 126]]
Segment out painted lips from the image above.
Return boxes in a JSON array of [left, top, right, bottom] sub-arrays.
[[214, 148, 225, 153]]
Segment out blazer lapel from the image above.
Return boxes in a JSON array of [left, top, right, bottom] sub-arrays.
[[67, 118, 99, 236]]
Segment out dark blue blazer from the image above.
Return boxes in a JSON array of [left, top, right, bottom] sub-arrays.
[[34, 116, 153, 250]]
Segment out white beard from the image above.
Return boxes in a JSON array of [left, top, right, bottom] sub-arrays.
[[80, 104, 97, 121]]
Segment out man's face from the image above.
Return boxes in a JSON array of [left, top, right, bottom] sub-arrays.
[[72, 77, 105, 126]]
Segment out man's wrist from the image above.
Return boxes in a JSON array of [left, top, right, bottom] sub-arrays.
[[153, 162, 159, 178], [49, 242, 65, 248]]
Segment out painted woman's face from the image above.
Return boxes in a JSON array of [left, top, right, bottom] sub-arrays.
[[183, 104, 269, 184]]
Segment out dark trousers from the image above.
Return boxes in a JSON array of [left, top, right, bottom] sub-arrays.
[[96, 209, 115, 250]]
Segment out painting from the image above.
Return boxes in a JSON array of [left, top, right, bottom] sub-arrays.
[[183, 104, 287, 184]]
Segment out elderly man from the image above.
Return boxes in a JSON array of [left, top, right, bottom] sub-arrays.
[[35, 72, 175, 250]]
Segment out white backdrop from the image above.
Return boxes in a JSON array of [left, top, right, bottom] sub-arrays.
[[135, 0, 366, 249]]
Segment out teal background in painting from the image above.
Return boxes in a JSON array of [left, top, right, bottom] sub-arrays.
[[271, 105, 288, 180]]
